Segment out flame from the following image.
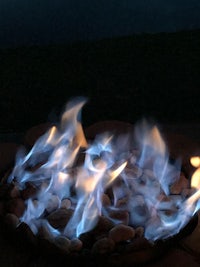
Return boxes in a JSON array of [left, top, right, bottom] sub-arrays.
[[61, 99, 88, 148], [144, 126, 166, 155], [58, 172, 69, 184], [108, 161, 127, 185], [190, 156, 200, 168], [46, 126, 58, 145], [184, 156, 200, 214], [7, 99, 200, 242], [74, 122, 88, 148], [191, 168, 200, 189]]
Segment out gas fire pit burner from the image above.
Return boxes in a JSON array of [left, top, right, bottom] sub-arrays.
[[0, 98, 199, 266]]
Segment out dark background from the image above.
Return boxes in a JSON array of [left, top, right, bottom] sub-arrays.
[[1, 0, 200, 48], [0, 1, 200, 133]]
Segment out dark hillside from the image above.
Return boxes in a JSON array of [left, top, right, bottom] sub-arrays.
[[0, 30, 200, 132]]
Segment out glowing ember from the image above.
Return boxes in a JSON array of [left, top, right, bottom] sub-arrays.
[[6, 99, 200, 244]]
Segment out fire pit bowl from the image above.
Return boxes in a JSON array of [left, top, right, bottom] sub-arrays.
[[1, 100, 200, 266]]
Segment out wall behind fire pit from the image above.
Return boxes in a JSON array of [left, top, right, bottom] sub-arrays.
[[0, 30, 200, 133]]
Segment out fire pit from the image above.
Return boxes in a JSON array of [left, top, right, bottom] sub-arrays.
[[0, 98, 199, 266]]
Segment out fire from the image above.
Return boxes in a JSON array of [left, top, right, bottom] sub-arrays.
[[58, 172, 69, 184], [191, 168, 200, 189], [46, 126, 58, 145], [143, 126, 166, 155], [109, 161, 127, 185], [190, 156, 200, 168], [7, 99, 200, 242], [185, 156, 200, 213]]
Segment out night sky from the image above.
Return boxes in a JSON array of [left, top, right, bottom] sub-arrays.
[[0, 0, 200, 47]]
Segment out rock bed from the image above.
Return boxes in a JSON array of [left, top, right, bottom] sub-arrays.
[[0, 149, 194, 260]]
